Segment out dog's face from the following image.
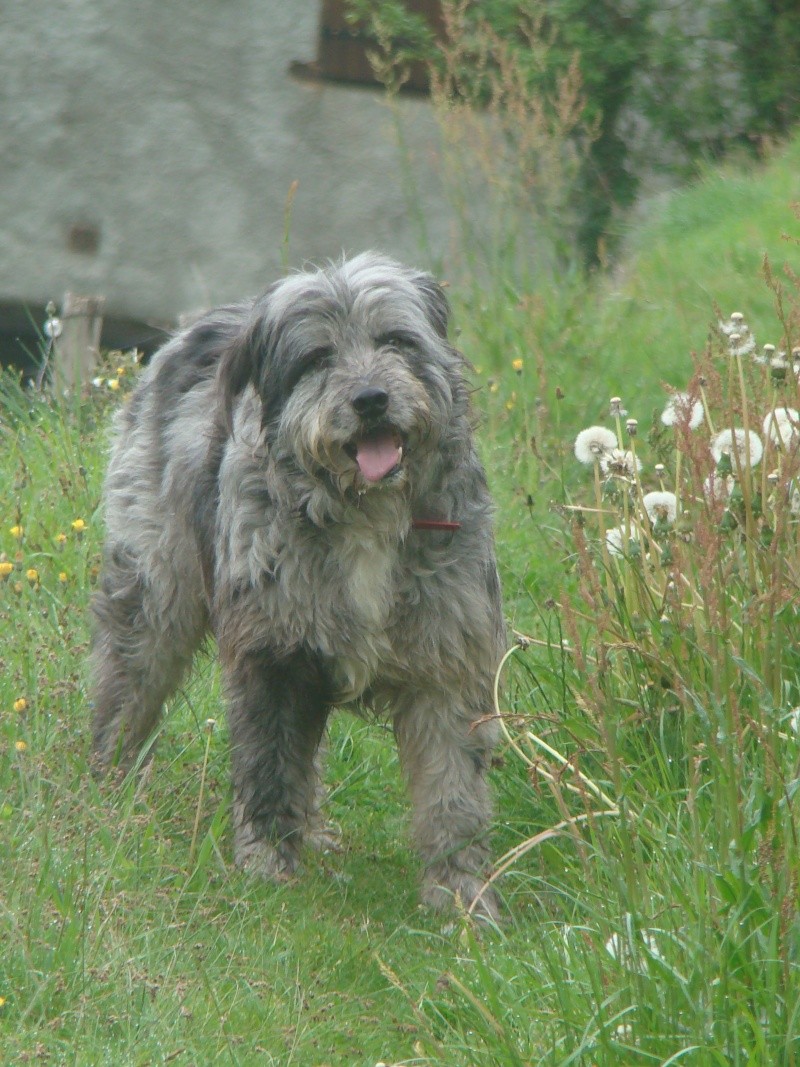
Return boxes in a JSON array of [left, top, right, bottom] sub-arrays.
[[220, 254, 467, 493]]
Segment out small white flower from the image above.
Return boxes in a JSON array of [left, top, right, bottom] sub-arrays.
[[710, 428, 763, 469], [574, 425, 618, 464], [661, 391, 704, 430], [642, 491, 677, 525], [600, 448, 642, 478], [763, 407, 800, 448]]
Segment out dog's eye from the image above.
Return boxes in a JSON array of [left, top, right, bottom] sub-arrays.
[[377, 332, 417, 351], [283, 346, 333, 394], [303, 345, 334, 368]]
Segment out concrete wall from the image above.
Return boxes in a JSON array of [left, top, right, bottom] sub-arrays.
[[1, 0, 449, 332]]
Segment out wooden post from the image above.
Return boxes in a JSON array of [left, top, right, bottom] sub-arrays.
[[52, 292, 105, 393]]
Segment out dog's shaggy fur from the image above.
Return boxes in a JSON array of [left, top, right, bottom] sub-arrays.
[[90, 253, 505, 916]]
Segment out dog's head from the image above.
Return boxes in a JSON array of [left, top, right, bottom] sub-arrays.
[[218, 253, 468, 493]]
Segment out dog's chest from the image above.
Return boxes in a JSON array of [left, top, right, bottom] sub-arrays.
[[336, 533, 397, 626]]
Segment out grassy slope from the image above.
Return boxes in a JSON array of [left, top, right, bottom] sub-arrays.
[[1, 132, 799, 1065]]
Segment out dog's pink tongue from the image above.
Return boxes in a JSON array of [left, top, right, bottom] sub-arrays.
[[355, 431, 401, 483]]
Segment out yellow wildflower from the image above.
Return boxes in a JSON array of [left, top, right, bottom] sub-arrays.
[[26, 568, 39, 583], [488, 380, 499, 394], [59, 572, 68, 584], [15, 740, 27, 753], [71, 518, 86, 533], [0, 996, 6, 1007], [0, 561, 13, 579], [116, 366, 126, 376], [55, 532, 68, 546], [13, 698, 28, 713], [108, 378, 120, 391], [9, 525, 23, 539], [512, 358, 524, 373]]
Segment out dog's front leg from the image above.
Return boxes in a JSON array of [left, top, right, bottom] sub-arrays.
[[393, 690, 500, 920], [221, 646, 331, 881]]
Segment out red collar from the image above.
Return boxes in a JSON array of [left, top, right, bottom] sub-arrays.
[[411, 518, 461, 532]]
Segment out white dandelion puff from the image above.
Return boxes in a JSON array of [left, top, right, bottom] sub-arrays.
[[703, 471, 734, 503], [574, 425, 618, 464], [763, 407, 799, 447], [642, 491, 678, 526], [605, 525, 640, 557], [710, 428, 763, 469], [720, 313, 755, 356], [600, 448, 642, 478], [727, 332, 756, 359], [660, 391, 704, 431]]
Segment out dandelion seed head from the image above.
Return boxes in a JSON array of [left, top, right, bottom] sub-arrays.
[[710, 428, 763, 468], [720, 312, 752, 340], [763, 407, 799, 447], [728, 333, 756, 359], [605, 525, 640, 557], [643, 491, 678, 525], [600, 448, 642, 479], [44, 316, 62, 340], [703, 471, 734, 503], [574, 425, 618, 464], [661, 392, 704, 430]]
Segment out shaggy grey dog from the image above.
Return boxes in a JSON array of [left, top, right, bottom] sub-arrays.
[[90, 252, 505, 917]]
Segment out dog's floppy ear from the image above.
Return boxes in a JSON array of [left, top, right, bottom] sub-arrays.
[[414, 272, 451, 340], [217, 326, 266, 435]]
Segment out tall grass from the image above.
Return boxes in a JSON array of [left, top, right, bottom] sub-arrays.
[[3, 43, 800, 1063]]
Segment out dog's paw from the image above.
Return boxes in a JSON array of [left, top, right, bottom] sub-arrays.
[[234, 838, 298, 883], [306, 819, 343, 854], [422, 867, 501, 922]]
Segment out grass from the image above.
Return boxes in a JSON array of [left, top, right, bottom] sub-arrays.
[[2, 133, 800, 1065]]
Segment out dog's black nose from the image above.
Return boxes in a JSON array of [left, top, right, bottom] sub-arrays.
[[352, 386, 389, 417]]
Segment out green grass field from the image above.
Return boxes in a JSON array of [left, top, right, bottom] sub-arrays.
[[2, 133, 800, 1065]]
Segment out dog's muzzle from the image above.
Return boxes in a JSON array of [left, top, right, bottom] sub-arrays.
[[348, 387, 404, 484]]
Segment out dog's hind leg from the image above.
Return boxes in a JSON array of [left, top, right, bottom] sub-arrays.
[[90, 543, 207, 772], [221, 646, 332, 881], [393, 689, 501, 920]]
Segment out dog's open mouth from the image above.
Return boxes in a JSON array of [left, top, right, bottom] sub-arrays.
[[348, 429, 404, 484]]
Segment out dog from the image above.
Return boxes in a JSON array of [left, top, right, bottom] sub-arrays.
[[90, 252, 505, 917]]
